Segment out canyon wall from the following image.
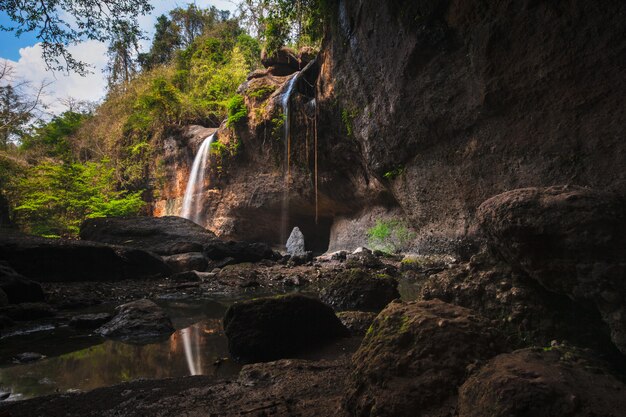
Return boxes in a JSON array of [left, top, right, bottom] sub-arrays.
[[154, 0, 626, 253]]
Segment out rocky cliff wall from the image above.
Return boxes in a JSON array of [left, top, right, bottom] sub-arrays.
[[318, 0, 626, 250]]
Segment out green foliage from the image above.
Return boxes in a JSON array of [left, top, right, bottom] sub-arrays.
[[271, 113, 285, 141], [0, 0, 152, 74], [383, 166, 405, 180], [14, 160, 144, 237], [21, 111, 89, 160], [226, 95, 247, 127], [367, 219, 415, 254], [248, 85, 277, 101]]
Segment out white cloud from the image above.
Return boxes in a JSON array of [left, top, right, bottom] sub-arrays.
[[3, 41, 109, 116], [1, 1, 239, 116]]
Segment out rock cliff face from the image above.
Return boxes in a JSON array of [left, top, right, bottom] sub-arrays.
[[318, 0, 626, 249], [153, 0, 626, 253]]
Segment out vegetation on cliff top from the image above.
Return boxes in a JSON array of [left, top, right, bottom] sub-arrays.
[[0, 0, 327, 237]]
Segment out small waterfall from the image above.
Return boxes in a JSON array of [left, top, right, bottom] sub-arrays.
[[280, 73, 300, 244], [180, 132, 215, 225]]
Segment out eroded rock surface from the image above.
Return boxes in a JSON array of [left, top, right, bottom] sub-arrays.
[[458, 347, 626, 417], [343, 299, 504, 417], [320, 268, 399, 312], [478, 186, 626, 353]]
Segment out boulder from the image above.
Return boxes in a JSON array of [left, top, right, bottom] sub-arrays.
[[96, 299, 174, 343], [223, 294, 349, 363], [345, 251, 384, 270], [79, 216, 216, 256], [320, 269, 399, 312], [0, 233, 170, 282], [69, 313, 113, 329], [286, 227, 306, 255], [0, 261, 45, 304], [0, 303, 55, 321], [458, 347, 626, 417], [478, 186, 626, 353], [162, 252, 208, 273], [417, 253, 617, 353], [343, 299, 504, 417], [13, 352, 45, 363], [336, 311, 377, 336]]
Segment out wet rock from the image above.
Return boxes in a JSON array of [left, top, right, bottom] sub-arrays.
[[0, 391, 10, 401], [96, 299, 174, 343], [169, 271, 203, 282], [345, 251, 384, 270], [0, 233, 170, 282], [343, 299, 505, 417], [0, 261, 45, 304], [288, 251, 313, 266], [162, 252, 208, 273], [70, 313, 113, 329], [478, 186, 626, 353], [320, 269, 399, 312], [336, 311, 377, 336], [79, 216, 216, 256], [223, 294, 349, 363], [458, 347, 626, 417], [0, 303, 56, 321], [13, 352, 45, 363], [217, 264, 260, 288], [286, 227, 306, 255]]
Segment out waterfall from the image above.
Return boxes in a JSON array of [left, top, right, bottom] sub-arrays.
[[280, 73, 300, 244], [180, 132, 215, 225]]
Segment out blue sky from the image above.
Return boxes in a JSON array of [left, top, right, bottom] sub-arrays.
[[0, 1, 237, 115]]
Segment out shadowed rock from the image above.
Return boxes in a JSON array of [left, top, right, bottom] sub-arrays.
[[97, 299, 174, 343]]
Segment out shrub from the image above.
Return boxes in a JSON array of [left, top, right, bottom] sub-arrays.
[[226, 94, 247, 127], [367, 219, 415, 253]]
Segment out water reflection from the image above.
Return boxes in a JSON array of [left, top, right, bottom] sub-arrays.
[[0, 319, 240, 401]]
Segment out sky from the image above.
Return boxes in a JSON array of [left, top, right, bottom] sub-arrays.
[[0, 0, 238, 116]]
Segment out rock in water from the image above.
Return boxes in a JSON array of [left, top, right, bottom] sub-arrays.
[[96, 299, 174, 343], [0, 261, 45, 304], [343, 299, 505, 417], [458, 347, 626, 417], [223, 294, 348, 363], [478, 185, 626, 354], [286, 227, 306, 255], [70, 313, 113, 329]]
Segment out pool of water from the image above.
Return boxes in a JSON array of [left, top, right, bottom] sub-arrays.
[[0, 294, 277, 401]]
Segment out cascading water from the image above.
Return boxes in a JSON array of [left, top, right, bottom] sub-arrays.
[[280, 73, 300, 244], [180, 132, 215, 225]]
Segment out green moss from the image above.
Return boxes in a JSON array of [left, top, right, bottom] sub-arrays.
[[341, 108, 358, 137], [226, 94, 247, 128], [271, 113, 285, 141], [383, 166, 405, 180]]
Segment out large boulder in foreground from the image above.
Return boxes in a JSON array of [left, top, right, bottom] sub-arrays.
[[80, 216, 217, 256], [320, 269, 399, 312], [223, 294, 348, 363], [96, 299, 174, 343], [478, 186, 626, 353], [0, 261, 45, 304], [344, 299, 504, 417], [458, 347, 626, 417], [0, 232, 170, 282]]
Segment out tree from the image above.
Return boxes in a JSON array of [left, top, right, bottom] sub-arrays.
[[170, 4, 226, 48], [138, 15, 182, 71], [106, 21, 141, 90], [0, 0, 152, 74]]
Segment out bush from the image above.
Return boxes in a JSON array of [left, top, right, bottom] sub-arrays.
[[226, 94, 247, 127], [367, 219, 415, 253]]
